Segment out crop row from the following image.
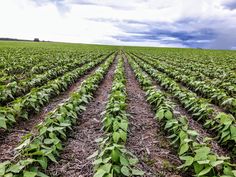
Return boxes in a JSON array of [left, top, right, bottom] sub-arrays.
[[136, 51, 236, 97], [126, 53, 236, 177], [0, 52, 106, 105], [128, 53, 236, 155], [0, 48, 48, 75], [0, 48, 67, 83], [0, 47, 108, 88], [0, 52, 115, 177], [130, 53, 236, 117], [136, 49, 236, 85], [0, 53, 113, 130], [145, 54, 236, 96], [90, 56, 143, 177]]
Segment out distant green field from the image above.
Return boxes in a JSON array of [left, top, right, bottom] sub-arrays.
[[0, 40, 236, 177], [0, 40, 119, 48]]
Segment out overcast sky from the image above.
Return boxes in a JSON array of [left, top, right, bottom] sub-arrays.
[[0, 0, 236, 49]]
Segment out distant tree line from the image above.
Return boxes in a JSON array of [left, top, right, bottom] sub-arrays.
[[0, 38, 50, 42], [0, 38, 31, 42]]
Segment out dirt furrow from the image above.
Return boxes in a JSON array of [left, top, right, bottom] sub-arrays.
[[46, 56, 118, 177], [152, 76, 229, 156], [124, 57, 183, 177], [0, 60, 107, 162], [135, 55, 230, 115], [169, 96, 229, 156], [131, 55, 230, 157]]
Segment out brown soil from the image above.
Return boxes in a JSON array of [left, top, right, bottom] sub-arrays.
[[123, 57, 183, 177], [146, 55, 231, 116], [0, 58, 96, 107], [132, 55, 230, 158], [161, 80, 230, 156], [136, 55, 230, 116], [132, 56, 229, 158], [0, 60, 106, 163], [46, 55, 118, 177], [169, 96, 229, 156]]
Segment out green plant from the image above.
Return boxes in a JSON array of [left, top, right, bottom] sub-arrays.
[[91, 56, 144, 177]]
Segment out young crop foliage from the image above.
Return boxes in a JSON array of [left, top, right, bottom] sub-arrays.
[[90, 56, 144, 177], [0, 54, 115, 177], [129, 53, 236, 155], [126, 53, 236, 177]]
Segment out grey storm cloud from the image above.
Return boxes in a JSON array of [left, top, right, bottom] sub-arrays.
[[30, 0, 236, 49], [87, 17, 221, 48], [223, 0, 236, 10]]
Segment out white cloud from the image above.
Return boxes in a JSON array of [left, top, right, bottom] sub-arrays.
[[0, 0, 235, 49]]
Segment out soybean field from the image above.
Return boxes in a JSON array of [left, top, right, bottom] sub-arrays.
[[0, 41, 236, 177]]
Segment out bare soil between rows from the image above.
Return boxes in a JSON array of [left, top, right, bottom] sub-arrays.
[[0, 60, 106, 162], [132, 55, 230, 157], [46, 55, 118, 177], [170, 96, 229, 156], [123, 56, 184, 177], [152, 73, 229, 156], [135, 54, 230, 116]]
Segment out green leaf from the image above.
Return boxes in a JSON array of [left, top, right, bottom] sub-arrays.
[[156, 109, 164, 120], [37, 157, 48, 170], [187, 130, 199, 137], [44, 138, 54, 144], [113, 120, 120, 132], [194, 147, 210, 161], [119, 121, 128, 131], [93, 158, 103, 165], [210, 160, 224, 167], [20, 159, 35, 166], [129, 158, 138, 166], [121, 166, 130, 176], [0, 118, 7, 129], [132, 169, 145, 176], [178, 156, 194, 169], [7, 164, 24, 173], [120, 156, 129, 166], [179, 143, 189, 155], [223, 165, 234, 175], [193, 162, 203, 174], [0, 161, 11, 175], [103, 157, 111, 163], [66, 104, 74, 110], [113, 165, 121, 174], [4, 173, 13, 177], [198, 166, 212, 176], [23, 171, 37, 177], [119, 130, 127, 142], [37, 171, 49, 177], [111, 149, 120, 163], [6, 114, 15, 123], [165, 110, 173, 119], [197, 160, 210, 164], [230, 125, 236, 139], [100, 163, 112, 173], [94, 168, 106, 177], [39, 127, 47, 135], [217, 113, 233, 125], [113, 132, 120, 143], [46, 153, 57, 163], [59, 123, 71, 127]]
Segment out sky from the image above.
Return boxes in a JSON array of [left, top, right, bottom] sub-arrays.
[[0, 0, 236, 49]]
